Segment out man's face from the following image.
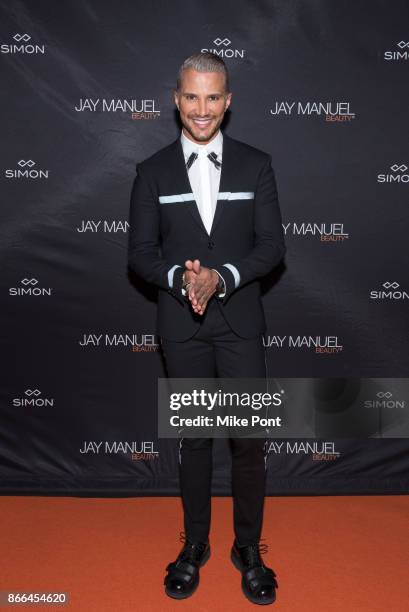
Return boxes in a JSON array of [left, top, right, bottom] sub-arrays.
[[174, 68, 232, 144]]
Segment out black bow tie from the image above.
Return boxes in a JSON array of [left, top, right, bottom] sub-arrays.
[[186, 151, 222, 171]]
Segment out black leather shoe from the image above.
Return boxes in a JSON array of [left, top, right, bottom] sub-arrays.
[[164, 531, 211, 599], [231, 539, 278, 605]]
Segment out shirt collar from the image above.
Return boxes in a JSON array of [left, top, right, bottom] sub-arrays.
[[180, 128, 223, 160]]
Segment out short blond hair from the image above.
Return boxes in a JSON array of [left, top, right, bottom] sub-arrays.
[[176, 51, 230, 93]]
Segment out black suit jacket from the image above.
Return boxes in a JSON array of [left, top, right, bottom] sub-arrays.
[[128, 132, 286, 341]]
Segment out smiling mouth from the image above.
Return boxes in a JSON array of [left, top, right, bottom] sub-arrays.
[[191, 118, 213, 128]]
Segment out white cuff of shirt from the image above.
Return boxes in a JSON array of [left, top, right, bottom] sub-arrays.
[[168, 264, 182, 290]]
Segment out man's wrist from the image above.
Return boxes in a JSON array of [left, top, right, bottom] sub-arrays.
[[211, 269, 223, 293], [182, 271, 192, 294]]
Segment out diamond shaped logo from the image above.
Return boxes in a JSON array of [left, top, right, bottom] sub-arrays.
[[21, 278, 38, 286], [390, 164, 408, 172], [382, 282, 399, 290], [25, 389, 41, 396], [213, 37, 231, 47], [397, 41, 409, 49], [18, 160, 35, 168], [13, 33, 31, 43]]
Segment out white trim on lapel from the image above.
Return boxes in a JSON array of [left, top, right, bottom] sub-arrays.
[[159, 193, 195, 204], [218, 192, 255, 200], [159, 191, 255, 204]]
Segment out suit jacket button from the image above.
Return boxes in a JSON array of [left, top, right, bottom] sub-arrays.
[[208, 240, 215, 249]]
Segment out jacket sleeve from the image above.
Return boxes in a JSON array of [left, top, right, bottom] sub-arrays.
[[213, 154, 286, 304], [128, 162, 185, 305]]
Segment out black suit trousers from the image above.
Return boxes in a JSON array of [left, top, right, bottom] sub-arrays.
[[160, 297, 269, 546]]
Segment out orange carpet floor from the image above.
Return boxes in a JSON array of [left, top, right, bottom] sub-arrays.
[[1, 495, 408, 611]]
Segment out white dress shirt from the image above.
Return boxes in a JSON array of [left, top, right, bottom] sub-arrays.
[[181, 128, 223, 234], [179, 128, 226, 297]]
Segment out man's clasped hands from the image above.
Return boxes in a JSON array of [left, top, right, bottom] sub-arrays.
[[182, 259, 221, 316]]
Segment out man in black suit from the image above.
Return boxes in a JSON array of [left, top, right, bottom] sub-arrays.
[[128, 52, 285, 605]]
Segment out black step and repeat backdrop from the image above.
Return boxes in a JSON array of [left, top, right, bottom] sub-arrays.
[[1, 0, 408, 495]]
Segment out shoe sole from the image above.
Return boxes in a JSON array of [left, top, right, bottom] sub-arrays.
[[230, 548, 276, 606], [164, 545, 211, 600]]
